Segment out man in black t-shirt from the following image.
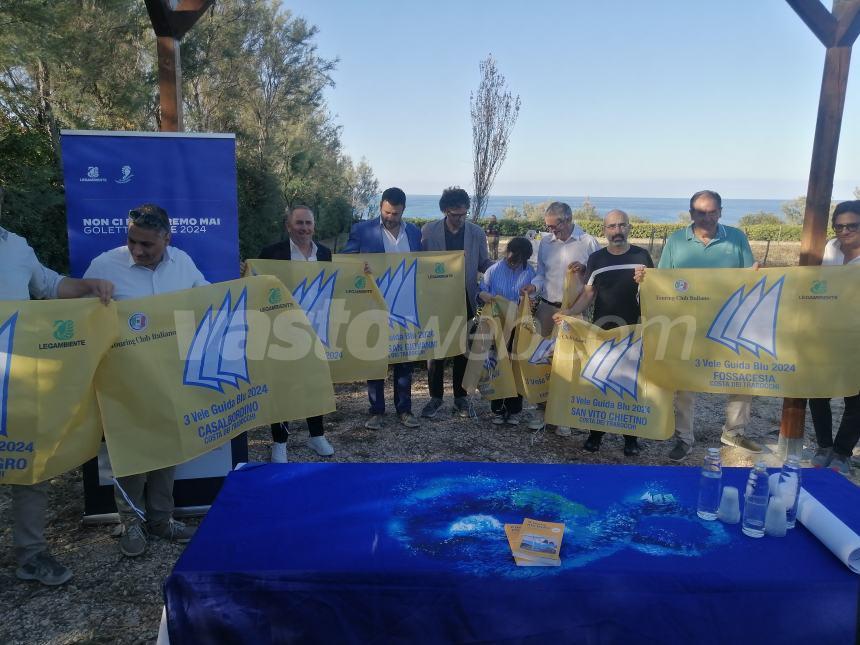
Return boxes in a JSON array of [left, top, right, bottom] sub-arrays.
[[554, 209, 654, 456]]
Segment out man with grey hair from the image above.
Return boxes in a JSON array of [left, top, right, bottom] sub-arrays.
[[85, 203, 208, 558], [258, 205, 335, 462], [555, 209, 653, 455], [522, 201, 600, 434], [1, 185, 115, 585]]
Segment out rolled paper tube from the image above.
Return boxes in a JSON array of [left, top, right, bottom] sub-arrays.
[[796, 488, 860, 573]]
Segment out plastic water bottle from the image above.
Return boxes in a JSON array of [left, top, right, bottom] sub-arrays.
[[778, 455, 802, 529], [742, 461, 770, 538], [696, 448, 722, 520]]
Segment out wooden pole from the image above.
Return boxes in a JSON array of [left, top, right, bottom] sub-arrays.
[[779, 0, 860, 456], [156, 36, 183, 132], [144, 0, 214, 133]]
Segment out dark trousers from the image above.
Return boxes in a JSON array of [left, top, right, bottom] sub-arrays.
[[809, 393, 860, 457], [491, 396, 523, 416], [368, 363, 413, 414], [428, 354, 468, 400], [271, 416, 324, 442]]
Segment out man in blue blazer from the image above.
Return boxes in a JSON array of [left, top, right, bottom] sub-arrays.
[[342, 187, 422, 429]]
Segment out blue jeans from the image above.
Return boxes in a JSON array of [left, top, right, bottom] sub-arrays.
[[368, 363, 413, 415]]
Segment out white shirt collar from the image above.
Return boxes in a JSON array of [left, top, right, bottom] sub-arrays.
[[289, 238, 317, 260], [548, 224, 584, 243], [126, 245, 174, 268]]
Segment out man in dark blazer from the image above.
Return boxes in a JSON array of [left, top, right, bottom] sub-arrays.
[[259, 205, 334, 462], [420, 187, 493, 419], [342, 187, 422, 430]]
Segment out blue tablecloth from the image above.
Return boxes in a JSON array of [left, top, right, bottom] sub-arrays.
[[165, 463, 860, 644]]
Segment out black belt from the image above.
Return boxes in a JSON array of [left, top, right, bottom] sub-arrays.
[[539, 297, 561, 308]]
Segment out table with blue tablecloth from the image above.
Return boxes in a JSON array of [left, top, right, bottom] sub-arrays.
[[164, 463, 860, 644]]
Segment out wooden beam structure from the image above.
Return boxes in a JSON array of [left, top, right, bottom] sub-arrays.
[[780, 0, 860, 455], [143, 0, 215, 132]]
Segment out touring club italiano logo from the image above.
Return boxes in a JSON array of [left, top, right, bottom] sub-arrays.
[[183, 289, 250, 392]]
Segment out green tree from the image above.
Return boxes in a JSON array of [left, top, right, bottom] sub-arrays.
[[738, 211, 783, 226], [346, 157, 379, 221], [572, 198, 600, 222]]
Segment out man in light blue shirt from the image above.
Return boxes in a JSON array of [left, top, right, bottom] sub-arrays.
[[1, 185, 114, 586], [645, 190, 760, 462], [84, 203, 208, 558]]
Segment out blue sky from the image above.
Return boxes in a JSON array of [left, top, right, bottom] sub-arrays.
[[282, 0, 859, 199]]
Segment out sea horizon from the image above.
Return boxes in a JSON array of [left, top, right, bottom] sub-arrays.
[[402, 194, 793, 226]]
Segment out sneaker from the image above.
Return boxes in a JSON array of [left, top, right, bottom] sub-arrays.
[[668, 440, 692, 463], [491, 414, 506, 426], [421, 398, 444, 418], [399, 412, 420, 428], [554, 425, 572, 437], [365, 414, 384, 430], [271, 441, 288, 463], [720, 432, 763, 453], [150, 518, 195, 544], [811, 447, 832, 468], [623, 437, 641, 457], [583, 433, 602, 453], [453, 397, 471, 418], [15, 551, 72, 586], [119, 520, 148, 557], [527, 411, 545, 431], [505, 413, 521, 426], [830, 453, 853, 475], [308, 435, 334, 457]]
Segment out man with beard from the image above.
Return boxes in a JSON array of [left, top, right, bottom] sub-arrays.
[[342, 187, 422, 430], [419, 187, 492, 419], [555, 209, 653, 456]]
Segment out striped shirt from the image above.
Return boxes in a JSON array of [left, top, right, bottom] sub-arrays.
[[480, 259, 536, 303]]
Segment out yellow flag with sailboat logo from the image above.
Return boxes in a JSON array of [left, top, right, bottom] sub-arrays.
[[462, 296, 518, 400], [545, 317, 674, 440], [95, 276, 335, 477], [333, 251, 467, 363], [639, 266, 860, 397], [0, 299, 117, 484], [246, 259, 389, 383]]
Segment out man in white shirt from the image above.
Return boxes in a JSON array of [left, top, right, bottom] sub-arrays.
[[0, 185, 114, 586], [521, 202, 600, 434], [84, 203, 208, 558], [258, 206, 335, 462]]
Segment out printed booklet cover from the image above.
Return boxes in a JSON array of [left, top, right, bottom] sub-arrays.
[[504, 523, 556, 567], [512, 517, 564, 565]]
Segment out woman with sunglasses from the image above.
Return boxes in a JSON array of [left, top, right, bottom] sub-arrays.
[[809, 200, 860, 474]]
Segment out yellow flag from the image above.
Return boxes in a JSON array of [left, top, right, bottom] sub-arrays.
[[462, 296, 518, 400], [0, 299, 117, 484], [512, 296, 554, 404], [246, 259, 389, 383], [95, 276, 335, 477], [333, 251, 467, 363], [545, 317, 674, 440], [512, 267, 582, 404], [640, 266, 860, 398]]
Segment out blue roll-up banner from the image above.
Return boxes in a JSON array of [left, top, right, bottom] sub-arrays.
[[60, 130, 248, 520]]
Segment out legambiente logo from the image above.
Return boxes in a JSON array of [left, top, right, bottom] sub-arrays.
[[292, 270, 336, 347], [528, 337, 555, 365], [705, 276, 784, 358], [376, 259, 420, 329], [183, 289, 249, 392], [580, 333, 643, 400], [0, 312, 19, 437]]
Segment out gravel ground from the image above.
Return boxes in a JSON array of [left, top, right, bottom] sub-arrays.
[[1, 366, 856, 645]]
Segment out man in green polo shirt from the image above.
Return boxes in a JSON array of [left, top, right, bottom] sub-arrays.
[[655, 189, 761, 462]]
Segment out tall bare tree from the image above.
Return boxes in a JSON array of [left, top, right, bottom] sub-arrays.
[[470, 55, 520, 222]]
